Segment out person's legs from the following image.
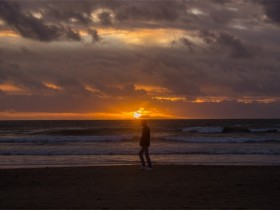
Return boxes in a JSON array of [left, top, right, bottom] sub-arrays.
[[144, 146, 152, 168], [138, 147, 145, 166]]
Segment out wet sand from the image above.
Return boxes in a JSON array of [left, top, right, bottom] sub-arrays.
[[0, 165, 280, 209]]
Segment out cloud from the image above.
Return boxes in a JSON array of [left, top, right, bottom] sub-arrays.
[[199, 30, 255, 59], [262, 1, 280, 24], [88, 29, 101, 42], [43, 2, 93, 25], [180, 37, 195, 52], [199, 29, 217, 44], [0, 59, 45, 90], [0, 0, 279, 119], [0, 0, 81, 42], [0, 37, 278, 99], [98, 11, 113, 26], [114, 0, 185, 22], [157, 100, 280, 119], [217, 32, 253, 58], [93, 84, 147, 97]]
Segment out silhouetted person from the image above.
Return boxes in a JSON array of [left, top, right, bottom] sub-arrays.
[[139, 119, 152, 170]]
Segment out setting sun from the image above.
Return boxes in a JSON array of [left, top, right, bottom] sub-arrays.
[[132, 108, 149, 119], [121, 107, 173, 120], [133, 111, 142, 119]]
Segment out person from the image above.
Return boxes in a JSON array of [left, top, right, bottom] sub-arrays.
[[139, 119, 152, 170]]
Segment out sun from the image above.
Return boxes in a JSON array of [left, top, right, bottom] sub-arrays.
[[133, 111, 142, 119], [132, 108, 147, 119], [130, 108, 151, 119]]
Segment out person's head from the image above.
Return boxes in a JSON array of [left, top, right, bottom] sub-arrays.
[[141, 119, 147, 127]]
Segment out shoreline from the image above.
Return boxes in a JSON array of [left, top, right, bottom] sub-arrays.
[[1, 165, 280, 209], [1, 153, 280, 169], [2, 162, 280, 169]]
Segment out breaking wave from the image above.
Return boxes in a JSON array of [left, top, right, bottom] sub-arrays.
[[0, 135, 135, 143], [182, 126, 280, 134], [163, 136, 280, 143]]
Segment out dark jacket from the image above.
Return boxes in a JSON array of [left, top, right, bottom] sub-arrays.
[[140, 125, 150, 146]]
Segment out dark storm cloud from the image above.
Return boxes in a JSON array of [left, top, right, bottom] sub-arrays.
[[43, 3, 92, 25], [114, 0, 185, 22], [0, 39, 278, 100], [262, 1, 280, 23], [0, 46, 148, 96], [0, 93, 107, 113], [199, 30, 256, 59], [98, 11, 113, 26], [88, 29, 101, 42], [16, 0, 97, 24], [0, 0, 268, 39], [93, 84, 146, 97], [0, 0, 279, 118], [180, 37, 195, 52], [217, 32, 253, 58], [210, 7, 237, 25], [0, 57, 45, 90], [0, 43, 280, 117], [157, 100, 280, 119], [212, 0, 231, 4], [137, 49, 207, 96], [0, 0, 81, 42], [199, 29, 217, 44], [6, 0, 186, 28], [137, 45, 280, 98]]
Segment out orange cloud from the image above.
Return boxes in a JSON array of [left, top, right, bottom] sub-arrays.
[[0, 83, 29, 95], [44, 82, 62, 90], [80, 27, 197, 47], [0, 30, 19, 37], [135, 84, 171, 95], [153, 96, 186, 102]]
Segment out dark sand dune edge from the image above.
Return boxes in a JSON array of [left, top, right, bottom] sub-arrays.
[[0, 165, 280, 209]]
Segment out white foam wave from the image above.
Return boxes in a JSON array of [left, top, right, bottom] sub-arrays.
[[249, 128, 280, 133], [182, 126, 280, 133], [163, 136, 279, 143]]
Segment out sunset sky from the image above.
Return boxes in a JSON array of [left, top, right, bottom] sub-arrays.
[[0, 0, 280, 119]]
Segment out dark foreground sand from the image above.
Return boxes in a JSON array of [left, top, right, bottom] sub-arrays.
[[0, 165, 280, 209]]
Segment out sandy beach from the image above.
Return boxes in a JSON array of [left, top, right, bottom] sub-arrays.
[[0, 165, 280, 209]]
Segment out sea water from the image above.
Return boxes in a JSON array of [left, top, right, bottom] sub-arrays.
[[0, 119, 280, 168]]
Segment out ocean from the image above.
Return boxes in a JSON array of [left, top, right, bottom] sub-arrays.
[[1, 119, 280, 168]]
